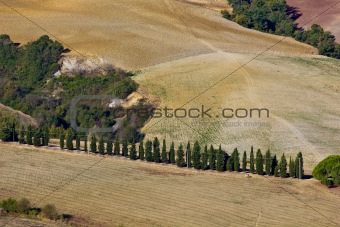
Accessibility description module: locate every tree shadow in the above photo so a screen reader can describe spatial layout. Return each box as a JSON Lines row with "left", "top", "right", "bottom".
{"left": 287, "top": 5, "right": 302, "bottom": 21}
{"left": 302, "top": 174, "right": 313, "bottom": 179}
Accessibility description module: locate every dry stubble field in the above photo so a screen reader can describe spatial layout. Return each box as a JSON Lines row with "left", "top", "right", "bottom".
{"left": 0, "top": 143, "right": 340, "bottom": 226}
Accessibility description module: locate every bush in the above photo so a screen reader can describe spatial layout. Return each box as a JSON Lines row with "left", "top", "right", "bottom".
{"left": 313, "top": 155, "right": 340, "bottom": 186}
{"left": 16, "top": 197, "right": 31, "bottom": 214}
{"left": 1, "top": 198, "right": 17, "bottom": 213}
{"left": 42, "top": 204, "right": 58, "bottom": 220}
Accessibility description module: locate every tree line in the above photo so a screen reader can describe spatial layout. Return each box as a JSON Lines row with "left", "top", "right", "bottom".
{"left": 222, "top": 0, "right": 340, "bottom": 59}
{"left": 0, "top": 125, "right": 305, "bottom": 179}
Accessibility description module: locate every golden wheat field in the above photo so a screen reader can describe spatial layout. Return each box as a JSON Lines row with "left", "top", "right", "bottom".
{"left": 0, "top": 143, "right": 339, "bottom": 226}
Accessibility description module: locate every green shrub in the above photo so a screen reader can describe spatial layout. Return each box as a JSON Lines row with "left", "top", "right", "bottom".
{"left": 313, "top": 155, "right": 340, "bottom": 186}
{"left": 1, "top": 198, "right": 17, "bottom": 213}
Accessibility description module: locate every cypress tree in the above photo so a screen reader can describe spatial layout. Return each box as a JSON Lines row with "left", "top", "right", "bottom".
{"left": 98, "top": 136, "right": 105, "bottom": 155}
{"left": 122, "top": 140, "right": 128, "bottom": 157}
{"left": 216, "top": 145, "right": 225, "bottom": 171}
{"left": 176, "top": 144, "right": 185, "bottom": 167}
{"left": 90, "top": 134, "right": 97, "bottom": 153}
{"left": 250, "top": 146, "right": 255, "bottom": 173}
{"left": 26, "top": 125, "right": 33, "bottom": 145}
{"left": 294, "top": 152, "right": 304, "bottom": 179}
{"left": 59, "top": 128, "right": 65, "bottom": 149}
{"left": 226, "top": 158, "right": 232, "bottom": 171}
{"left": 114, "top": 137, "right": 120, "bottom": 155}
{"left": 107, "top": 139, "right": 113, "bottom": 155}
{"left": 265, "top": 149, "right": 271, "bottom": 175}
{"left": 186, "top": 141, "right": 192, "bottom": 168}
{"left": 153, "top": 137, "right": 161, "bottom": 163}
{"left": 201, "top": 145, "right": 208, "bottom": 170}
{"left": 242, "top": 151, "right": 247, "bottom": 172}
{"left": 279, "top": 153, "right": 287, "bottom": 178}
{"left": 84, "top": 137, "right": 88, "bottom": 152}
{"left": 33, "top": 129, "right": 41, "bottom": 146}
{"left": 145, "top": 140, "right": 153, "bottom": 161}
{"left": 271, "top": 155, "right": 278, "bottom": 175}
{"left": 76, "top": 134, "right": 80, "bottom": 150}
{"left": 130, "top": 141, "right": 137, "bottom": 160}
{"left": 289, "top": 157, "right": 295, "bottom": 178}
{"left": 139, "top": 139, "right": 144, "bottom": 160}
{"left": 19, "top": 125, "right": 25, "bottom": 144}
{"left": 42, "top": 126, "right": 49, "bottom": 146}
{"left": 192, "top": 141, "right": 201, "bottom": 169}
{"left": 233, "top": 148, "right": 240, "bottom": 171}
{"left": 169, "top": 141, "right": 175, "bottom": 164}
{"left": 66, "top": 129, "right": 73, "bottom": 150}
{"left": 274, "top": 165, "right": 279, "bottom": 177}
{"left": 208, "top": 145, "right": 216, "bottom": 170}
{"left": 256, "top": 149, "right": 264, "bottom": 175}
{"left": 161, "top": 139, "right": 167, "bottom": 163}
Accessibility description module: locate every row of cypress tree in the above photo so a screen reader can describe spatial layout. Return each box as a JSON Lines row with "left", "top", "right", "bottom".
{"left": 2, "top": 125, "right": 304, "bottom": 178}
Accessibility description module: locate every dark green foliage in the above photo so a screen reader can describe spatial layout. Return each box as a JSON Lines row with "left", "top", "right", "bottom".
{"left": 139, "top": 139, "right": 144, "bottom": 160}
{"left": 169, "top": 141, "right": 175, "bottom": 164}
{"left": 145, "top": 140, "right": 153, "bottom": 161}
{"left": 233, "top": 148, "right": 240, "bottom": 171}
{"left": 216, "top": 145, "right": 225, "bottom": 172}
{"left": 76, "top": 135, "right": 80, "bottom": 150}
{"left": 255, "top": 149, "right": 264, "bottom": 175}
{"left": 26, "top": 125, "right": 33, "bottom": 145}
{"left": 295, "top": 152, "right": 304, "bottom": 179}
{"left": 42, "top": 204, "right": 58, "bottom": 220}
{"left": 176, "top": 144, "right": 185, "bottom": 167}
{"left": 1, "top": 198, "right": 17, "bottom": 213}
{"left": 201, "top": 145, "right": 209, "bottom": 170}
{"left": 65, "top": 129, "right": 73, "bottom": 150}
{"left": 33, "top": 129, "right": 41, "bottom": 146}
{"left": 19, "top": 125, "right": 25, "bottom": 144}
{"left": 59, "top": 128, "right": 65, "bottom": 149}
{"left": 265, "top": 149, "right": 271, "bottom": 175}
{"left": 0, "top": 122, "right": 15, "bottom": 142}
{"left": 242, "top": 151, "right": 247, "bottom": 172}
{"left": 114, "top": 137, "right": 120, "bottom": 155}
{"left": 98, "top": 136, "right": 105, "bottom": 155}
{"left": 313, "top": 155, "right": 340, "bottom": 186}
{"left": 161, "top": 139, "right": 167, "bottom": 163}
{"left": 90, "top": 134, "right": 97, "bottom": 153}
{"left": 223, "top": 2, "right": 339, "bottom": 59}
{"left": 279, "top": 153, "right": 287, "bottom": 178}
{"left": 129, "top": 141, "right": 137, "bottom": 160}
{"left": 226, "top": 158, "right": 232, "bottom": 172}
{"left": 0, "top": 35, "right": 147, "bottom": 142}
{"left": 16, "top": 198, "right": 30, "bottom": 214}
{"left": 192, "top": 141, "right": 201, "bottom": 169}
{"left": 289, "top": 157, "right": 295, "bottom": 178}
{"left": 250, "top": 146, "right": 255, "bottom": 173}
{"left": 42, "top": 126, "right": 49, "bottom": 146}
{"left": 122, "top": 140, "right": 128, "bottom": 157}
{"left": 208, "top": 145, "right": 216, "bottom": 170}
{"left": 106, "top": 139, "right": 113, "bottom": 155}
{"left": 271, "top": 155, "right": 278, "bottom": 175}
{"left": 153, "top": 137, "right": 161, "bottom": 163}
{"left": 274, "top": 166, "right": 279, "bottom": 177}
{"left": 186, "top": 142, "right": 192, "bottom": 168}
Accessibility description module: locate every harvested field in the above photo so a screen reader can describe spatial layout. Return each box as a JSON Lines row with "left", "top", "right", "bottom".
{"left": 286, "top": 0, "right": 340, "bottom": 41}
{"left": 0, "top": 143, "right": 339, "bottom": 226}
{"left": 0, "top": 0, "right": 316, "bottom": 70}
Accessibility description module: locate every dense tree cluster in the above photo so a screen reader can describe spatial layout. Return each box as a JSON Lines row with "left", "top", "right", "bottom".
{"left": 0, "top": 35, "right": 151, "bottom": 142}
{"left": 222, "top": 0, "right": 340, "bottom": 59}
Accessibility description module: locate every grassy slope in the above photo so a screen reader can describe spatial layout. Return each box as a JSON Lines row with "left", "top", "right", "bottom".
{"left": 0, "top": 143, "right": 339, "bottom": 226}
